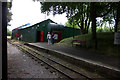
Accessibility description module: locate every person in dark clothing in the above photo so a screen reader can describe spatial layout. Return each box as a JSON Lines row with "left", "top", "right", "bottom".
{"left": 52, "top": 33, "right": 55, "bottom": 44}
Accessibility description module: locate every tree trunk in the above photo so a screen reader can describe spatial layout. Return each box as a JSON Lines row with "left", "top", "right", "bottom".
{"left": 90, "top": 2, "right": 97, "bottom": 49}
{"left": 86, "top": 20, "right": 91, "bottom": 33}
{"left": 115, "top": 2, "right": 120, "bottom": 32}
{"left": 81, "top": 5, "right": 84, "bottom": 31}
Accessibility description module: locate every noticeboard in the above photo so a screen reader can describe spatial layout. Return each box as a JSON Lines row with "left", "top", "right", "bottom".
{"left": 114, "top": 32, "right": 120, "bottom": 44}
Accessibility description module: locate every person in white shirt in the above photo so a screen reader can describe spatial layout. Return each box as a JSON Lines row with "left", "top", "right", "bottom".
{"left": 20, "top": 34, "right": 23, "bottom": 41}
{"left": 47, "top": 32, "right": 51, "bottom": 44}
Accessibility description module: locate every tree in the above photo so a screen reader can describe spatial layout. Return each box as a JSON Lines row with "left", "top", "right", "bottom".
{"left": 64, "top": 20, "right": 80, "bottom": 29}
{"left": 7, "top": 2, "right": 12, "bottom": 26}
{"left": 112, "top": 2, "right": 120, "bottom": 32}
{"left": 90, "top": 2, "right": 114, "bottom": 49}
{"left": 7, "top": 28, "right": 12, "bottom": 36}
{"left": 90, "top": 3, "right": 97, "bottom": 49}
{"left": 40, "top": 2, "right": 116, "bottom": 49}
{"left": 97, "top": 2, "right": 120, "bottom": 32}
{"left": 41, "top": 2, "right": 91, "bottom": 34}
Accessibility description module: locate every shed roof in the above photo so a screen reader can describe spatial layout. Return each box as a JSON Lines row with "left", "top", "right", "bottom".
{"left": 47, "top": 23, "right": 64, "bottom": 32}
{"left": 19, "top": 19, "right": 56, "bottom": 30}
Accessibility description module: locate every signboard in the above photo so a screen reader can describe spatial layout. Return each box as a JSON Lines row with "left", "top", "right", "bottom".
{"left": 114, "top": 32, "right": 120, "bottom": 44}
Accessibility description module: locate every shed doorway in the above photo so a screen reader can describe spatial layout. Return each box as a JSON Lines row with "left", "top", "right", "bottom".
{"left": 37, "top": 31, "right": 40, "bottom": 42}
{"left": 37, "top": 31, "right": 44, "bottom": 42}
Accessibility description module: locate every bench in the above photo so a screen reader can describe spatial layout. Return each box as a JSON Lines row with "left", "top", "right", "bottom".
{"left": 71, "top": 40, "right": 86, "bottom": 47}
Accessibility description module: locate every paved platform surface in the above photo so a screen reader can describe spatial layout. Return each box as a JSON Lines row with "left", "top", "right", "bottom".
{"left": 28, "top": 42, "right": 120, "bottom": 71}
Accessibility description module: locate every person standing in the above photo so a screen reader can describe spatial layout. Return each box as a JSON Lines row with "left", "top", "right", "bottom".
{"left": 20, "top": 34, "right": 23, "bottom": 41}
{"left": 52, "top": 33, "right": 55, "bottom": 44}
{"left": 47, "top": 32, "right": 51, "bottom": 44}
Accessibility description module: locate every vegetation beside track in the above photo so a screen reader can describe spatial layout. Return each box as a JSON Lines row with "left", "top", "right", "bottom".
{"left": 57, "top": 32, "right": 120, "bottom": 57}
{"left": 7, "top": 29, "right": 12, "bottom": 36}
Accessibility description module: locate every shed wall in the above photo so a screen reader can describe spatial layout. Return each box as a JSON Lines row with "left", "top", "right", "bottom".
{"left": 18, "top": 26, "right": 37, "bottom": 42}
{"left": 36, "top": 20, "right": 50, "bottom": 42}
{"left": 12, "top": 20, "right": 81, "bottom": 43}
{"left": 62, "top": 27, "right": 81, "bottom": 39}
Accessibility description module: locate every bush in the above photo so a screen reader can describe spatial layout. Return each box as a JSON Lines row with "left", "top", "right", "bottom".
{"left": 7, "top": 29, "right": 12, "bottom": 36}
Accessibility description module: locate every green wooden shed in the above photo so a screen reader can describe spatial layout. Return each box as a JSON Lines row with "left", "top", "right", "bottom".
{"left": 12, "top": 19, "right": 81, "bottom": 42}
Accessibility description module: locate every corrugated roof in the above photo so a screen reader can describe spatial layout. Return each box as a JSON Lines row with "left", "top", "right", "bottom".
{"left": 13, "top": 19, "right": 56, "bottom": 30}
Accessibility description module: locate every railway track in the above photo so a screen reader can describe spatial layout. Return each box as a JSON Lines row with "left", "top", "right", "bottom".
{"left": 13, "top": 43, "right": 93, "bottom": 80}
{"left": 8, "top": 40, "right": 107, "bottom": 80}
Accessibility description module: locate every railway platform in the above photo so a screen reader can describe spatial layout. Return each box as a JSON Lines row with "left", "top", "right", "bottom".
{"left": 26, "top": 42, "right": 120, "bottom": 79}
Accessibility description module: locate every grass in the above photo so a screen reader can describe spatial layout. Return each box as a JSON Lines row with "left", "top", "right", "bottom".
{"left": 9, "top": 38, "right": 26, "bottom": 45}
{"left": 57, "top": 32, "right": 120, "bottom": 57}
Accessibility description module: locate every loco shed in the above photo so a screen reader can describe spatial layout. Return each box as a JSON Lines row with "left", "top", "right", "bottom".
{"left": 12, "top": 19, "right": 81, "bottom": 43}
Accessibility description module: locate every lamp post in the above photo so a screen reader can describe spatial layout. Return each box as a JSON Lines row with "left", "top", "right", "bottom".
{"left": 73, "top": 18, "right": 74, "bottom": 40}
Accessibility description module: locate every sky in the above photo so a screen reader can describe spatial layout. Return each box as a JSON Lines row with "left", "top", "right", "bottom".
{"left": 7, "top": 0, "right": 68, "bottom": 31}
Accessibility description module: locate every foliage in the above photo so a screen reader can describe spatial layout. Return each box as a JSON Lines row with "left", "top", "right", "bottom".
{"left": 117, "top": 23, "right": 120, "bottom": 32}
{"left": 40, "top": 2, "right": 117, "bottom": 33}
{"left": 113, "top": 2, "right": 120, "bottom": 32}
{"left": 64, "top": 20, "right": 80, "bottom": 29}
{"left": 96, "top": 2, "right": 120, "bottom": 32}
{"left": 7, "top": 2, "right": 12, "bottom": 26}
{"left": 40, "top": 2, "right": 91, "bottom": 34}
{"left": 7, "top": 29, "right": 12, "bottom": 36}
{"left": 96, "top": 26, "right": 114, "bottom": 32}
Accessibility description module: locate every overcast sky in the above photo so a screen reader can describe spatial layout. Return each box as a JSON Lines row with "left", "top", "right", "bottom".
{"left": 7, "top": 0, "right": 68, "bottom": 31}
